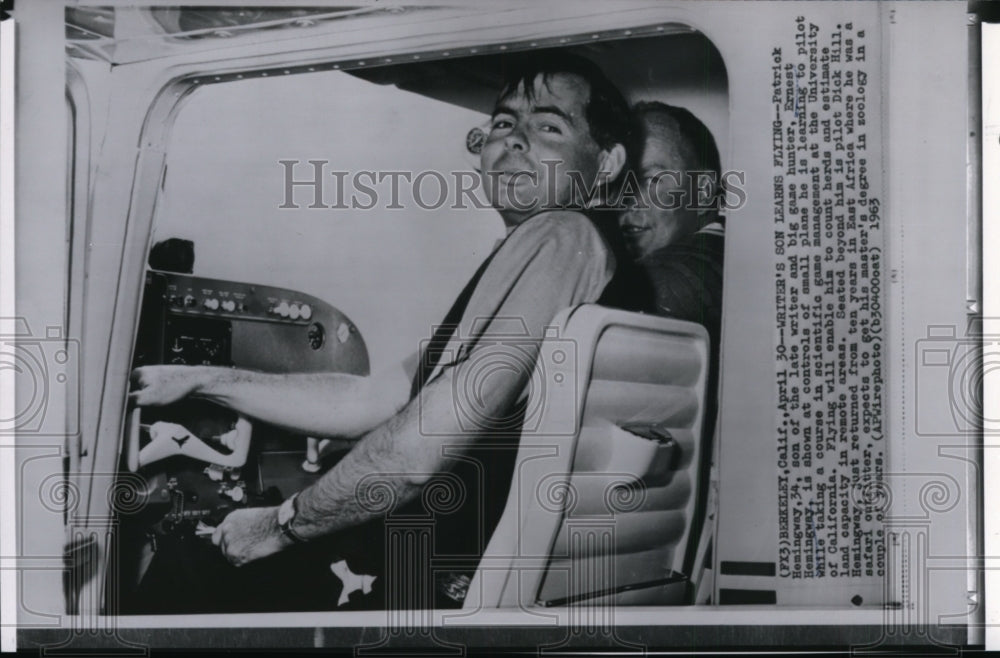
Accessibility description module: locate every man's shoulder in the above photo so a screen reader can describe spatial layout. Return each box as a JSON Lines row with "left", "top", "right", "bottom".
{"left": 631, "top": 226, "right": 725, "bottom": 306}
{"left": 505, "top": 210, "right": 612, "bottom": 262}
{"left": 513, "top": 209, "right": 606, "bottom": 242}
{"left": 641, "top": 227, "right": 725, "bottom": 268}
{"left": 489, "top": 210, "right": 614, "bottom": 288}
{"left": 621, "top": 226, "right": 725, "bottom": 326}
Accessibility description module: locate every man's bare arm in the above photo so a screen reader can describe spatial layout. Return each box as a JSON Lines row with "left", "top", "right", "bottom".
{"left": 211, "top": 349, "right": 528, "bottom": 565}
{"left": 130, "top": 363, "right": 412, "bottom": 439}
{"left": 287, "top": 346, "right": 526, "bottom": 538}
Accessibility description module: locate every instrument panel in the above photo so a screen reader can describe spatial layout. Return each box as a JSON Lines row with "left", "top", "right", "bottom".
{"left": 134, "top": 271, "right": 368, "bottom": 374}
{"left": 116, "top": 271, "right": 370, "bottom": 613}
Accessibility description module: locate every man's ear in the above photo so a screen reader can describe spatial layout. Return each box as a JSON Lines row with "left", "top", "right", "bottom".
{"left": 596, "top": 143, "right": 627, "bottom": 184}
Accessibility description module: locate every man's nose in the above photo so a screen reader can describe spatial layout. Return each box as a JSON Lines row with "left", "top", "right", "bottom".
{"left": 504, "top": 126, "right": 528, "bottom": 151}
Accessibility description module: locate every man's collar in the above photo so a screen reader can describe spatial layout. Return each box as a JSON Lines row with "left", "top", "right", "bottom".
{"left": 696, "top": 220, "right": 725, "bottom": 237}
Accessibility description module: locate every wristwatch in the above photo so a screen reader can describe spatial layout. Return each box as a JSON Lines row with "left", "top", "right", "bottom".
{"left": 277, "top": 492, "right": 307, "bottom": 544}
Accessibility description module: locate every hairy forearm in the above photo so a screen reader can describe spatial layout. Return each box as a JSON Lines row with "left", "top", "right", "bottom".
{"left": 289, "top": 348, "right": 529, "bottom": 539}
{"left": 189, "top": 366, "right": 405, "bottom": 438}
{"left": 292, "top": 396, "right": 442, "bottom": 537}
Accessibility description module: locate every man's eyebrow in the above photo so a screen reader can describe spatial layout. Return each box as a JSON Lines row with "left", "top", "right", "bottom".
{"left": 531, "top": 105, "right": 575, "bottom": 124}
{"left": 491, "top": 104, "right": 518, "bottom": 120}
{"left": 490, "top": 104, "right": 575, "bottom": 124}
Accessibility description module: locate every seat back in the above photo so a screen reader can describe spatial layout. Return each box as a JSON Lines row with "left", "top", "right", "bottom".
{"left": 467, "top": 304, "right": 712, "bottom": 608}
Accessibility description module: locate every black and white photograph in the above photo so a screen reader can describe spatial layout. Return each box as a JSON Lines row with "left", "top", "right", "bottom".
{"left": 0, "top": 0, "right": 990, "bottom": 653}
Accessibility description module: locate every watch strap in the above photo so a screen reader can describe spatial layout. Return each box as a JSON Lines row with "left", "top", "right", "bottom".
{"left": 279, "top": 492, "right": 307, "bottom": 544}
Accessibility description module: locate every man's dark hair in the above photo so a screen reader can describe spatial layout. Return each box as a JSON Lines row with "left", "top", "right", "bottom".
{"left": 496, "top": 51, "right": 631, "bottom": 153}
{"left": 630, "top": 101, "right": 721, "bottom": 181}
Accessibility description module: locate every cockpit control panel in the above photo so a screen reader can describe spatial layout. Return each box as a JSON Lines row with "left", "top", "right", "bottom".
{"left": 115, "top": 271, "right": 370, "bottom": 613}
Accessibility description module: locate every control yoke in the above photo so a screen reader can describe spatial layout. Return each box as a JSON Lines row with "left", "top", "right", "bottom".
{"left": 125, "top": 407, "right": 253, "bottom": 471}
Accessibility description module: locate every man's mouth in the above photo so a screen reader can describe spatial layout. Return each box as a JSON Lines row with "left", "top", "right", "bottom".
{"left": 620, "top": 223, "right": 650, "bottom": 236}
{"left": 491, "top": 154, "right": 535, "bottom": 176}
{"left": 493, "top": 170, "right": 536, "bottom": 189}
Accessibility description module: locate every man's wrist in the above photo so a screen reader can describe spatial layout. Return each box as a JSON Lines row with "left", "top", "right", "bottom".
{"left": 189, "top": 365, "right": 217, "bottom": 396}
{"left": 277, "top": 492, "right": 310, "bottom": 543}
{"left": 272, "top": 506, "right": 298, "bottom": 548}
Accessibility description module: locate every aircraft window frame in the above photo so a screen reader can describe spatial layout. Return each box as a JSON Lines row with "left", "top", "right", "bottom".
{"left": 65, "top": 62, "right": 91, "bottom": 482}
{"left": 94, "top": 17, "right": 734, "bottom": 621}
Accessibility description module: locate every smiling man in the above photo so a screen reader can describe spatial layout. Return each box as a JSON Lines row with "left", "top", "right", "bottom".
{"left": 129, "top": 52, "right": 630, "bottom": 610}
{"left": 613, "top": 101, "right": 725, "bottom": 349}
{"left": 482, "top": 57, "right": 628, "bottom": 227}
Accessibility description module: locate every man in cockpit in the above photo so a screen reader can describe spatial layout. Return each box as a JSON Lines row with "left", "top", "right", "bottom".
{"left": 130, "top": 52, "right": 630, "bottom": 609}
{"left": 603, "top": 100, "right": 725, "bottom": 365}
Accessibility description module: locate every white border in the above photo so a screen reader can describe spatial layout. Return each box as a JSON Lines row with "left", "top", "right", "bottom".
{"left": 0, "top": 2, "right": 969, "bottom": 645}
{"left": 0, "top": 14, "right": 17, "bottom": 656}
{"left": 70, "top": 607, "right": 890, "bottom": 629}
{"left": 982, "top": 20, "right": 1000, "bottom": 653}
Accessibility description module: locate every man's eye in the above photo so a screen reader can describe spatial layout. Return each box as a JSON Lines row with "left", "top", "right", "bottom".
{"left": 540, "top": 124, "right": 563, "bottom": 134}
{"left": 491, "top": 118, "right": 513, "bottom": 131}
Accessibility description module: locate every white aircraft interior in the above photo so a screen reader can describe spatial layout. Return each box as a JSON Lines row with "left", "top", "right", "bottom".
{"left": 62, "top": 5, "right": 731, "bottom": 616}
